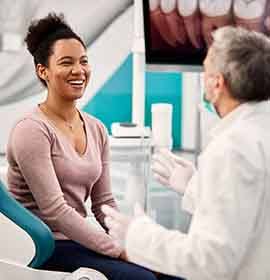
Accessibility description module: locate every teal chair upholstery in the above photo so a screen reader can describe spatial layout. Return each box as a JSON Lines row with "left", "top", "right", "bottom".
{"left": 0, "top": 179, "right": 54, "bottom": 268}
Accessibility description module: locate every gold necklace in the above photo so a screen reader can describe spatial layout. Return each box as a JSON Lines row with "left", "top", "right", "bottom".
{"left": 242, "top": 0, "right": 255, "bottom": 5}
{"left": 41, "top": 104, "right": 80, "bottom": 131}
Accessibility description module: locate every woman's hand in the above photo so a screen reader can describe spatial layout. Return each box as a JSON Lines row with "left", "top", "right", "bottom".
{"left": 119, "top": 250, "right": 129, "bottom": 262}
{"left": 102, "top": 204, "right": 145, "bottom": 254}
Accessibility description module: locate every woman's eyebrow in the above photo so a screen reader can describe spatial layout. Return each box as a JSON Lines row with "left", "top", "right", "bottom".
{"left": 57, "top": 56, "right": 73, "bottom": 62}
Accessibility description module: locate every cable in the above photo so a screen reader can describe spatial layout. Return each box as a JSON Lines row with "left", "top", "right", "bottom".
{"left": 139, "top": 126, "right": 151, "bottom": 213}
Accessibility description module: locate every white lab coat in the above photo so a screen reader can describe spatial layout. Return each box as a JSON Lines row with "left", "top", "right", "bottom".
{"left": 125, "top": 101, "right": 270, "bottom": 280}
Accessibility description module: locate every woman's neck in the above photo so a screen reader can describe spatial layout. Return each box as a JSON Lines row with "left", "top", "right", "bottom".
{"left": 42, "top": 97, "right": 78, "bottom": 123}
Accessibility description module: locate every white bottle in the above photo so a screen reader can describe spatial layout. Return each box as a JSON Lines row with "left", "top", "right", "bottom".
{"left": 151, "top": 103, "right": 173, "bottom": 150}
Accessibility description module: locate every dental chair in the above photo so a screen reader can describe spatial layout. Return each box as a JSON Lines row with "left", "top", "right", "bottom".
{"left": 0, "top": 178, "right": 107, "bottom": 280}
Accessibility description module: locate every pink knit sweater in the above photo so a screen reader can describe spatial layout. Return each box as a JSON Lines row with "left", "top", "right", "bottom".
{"left": 7, "top": 107, "right": 122, "bottom": 258}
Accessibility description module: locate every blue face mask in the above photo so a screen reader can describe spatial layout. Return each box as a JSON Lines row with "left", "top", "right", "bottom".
{"left": 203, "top": 92, "right": 219, "bottom": 117}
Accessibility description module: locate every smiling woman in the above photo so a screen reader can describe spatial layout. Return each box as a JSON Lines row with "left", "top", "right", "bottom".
{"left": 38, "top": 38, "right": 90, "bottom": 106}
{"left": 5, "top": 13, "right": 167, "bottom": 280}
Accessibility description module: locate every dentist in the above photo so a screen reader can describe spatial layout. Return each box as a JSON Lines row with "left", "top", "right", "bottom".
{"left": 103, "top": 26, "right": 270, "bottom": 279}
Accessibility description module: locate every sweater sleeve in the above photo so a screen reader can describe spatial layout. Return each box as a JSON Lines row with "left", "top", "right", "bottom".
{"left": 90, "top": 127, "right": 118, "bottom": 230}
{"left": 10, "top": 119, "right": 122, "bottom": 258}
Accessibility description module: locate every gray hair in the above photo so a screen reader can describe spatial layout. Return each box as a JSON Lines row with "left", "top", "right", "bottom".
{"left": 209, "top": 26, "right": 270, "bottom": 102}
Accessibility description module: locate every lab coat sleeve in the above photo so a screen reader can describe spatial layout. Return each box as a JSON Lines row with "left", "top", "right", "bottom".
{"left": 181, "top": 172, "right": 198, "bottom": 214}
{"left": 125, "top": 136, "right": 265, "bottom": 279}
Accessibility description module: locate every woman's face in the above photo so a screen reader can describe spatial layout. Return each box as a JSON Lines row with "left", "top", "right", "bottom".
{"left": 45, "top": 38, "right": 90, "bottom": 101}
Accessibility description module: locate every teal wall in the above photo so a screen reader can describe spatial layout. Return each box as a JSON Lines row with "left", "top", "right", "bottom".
{"left": 83, "top": 54, "right": 182, "bottom": 148}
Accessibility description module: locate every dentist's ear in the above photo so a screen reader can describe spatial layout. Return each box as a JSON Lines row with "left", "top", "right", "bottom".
{"left": 212, "top": 73, "right": 225, "bottom": 100}
{"left": 217, "top": 72, "right": 225, "bottom": 87}
{"left": 209, "top": 72, "right": 224, "bottom": 89}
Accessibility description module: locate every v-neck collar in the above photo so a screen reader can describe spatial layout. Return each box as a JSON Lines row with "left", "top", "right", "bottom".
{"left": 36, "top": 105, "right": 89, "bottom": 158}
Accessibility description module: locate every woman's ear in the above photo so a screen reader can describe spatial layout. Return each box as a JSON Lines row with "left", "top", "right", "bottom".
{"left": 36, "top": 63, "right": 49, "bottom": 82}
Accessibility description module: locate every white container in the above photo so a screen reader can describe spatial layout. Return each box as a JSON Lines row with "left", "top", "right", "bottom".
{"left": 151, "top": 103, "right": 173, "bottom": 149}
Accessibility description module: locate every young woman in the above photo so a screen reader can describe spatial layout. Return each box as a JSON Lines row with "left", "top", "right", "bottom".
{"left": 7, "top": 13, "right": 181, "bottom": 280}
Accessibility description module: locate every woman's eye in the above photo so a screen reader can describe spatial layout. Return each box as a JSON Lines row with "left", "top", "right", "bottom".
{"left": 61, "top": 61, "right": 72, "bottom": 66}
{"left": 81, "top": 60, "right": 88, "bottom": 65}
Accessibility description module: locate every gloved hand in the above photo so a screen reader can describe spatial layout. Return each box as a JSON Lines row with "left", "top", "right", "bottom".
{"left": 102, "top": 203, "right": 145, "bottom": 250}
{"left": 151, "top": 149, "right": 195, "bottom": 194}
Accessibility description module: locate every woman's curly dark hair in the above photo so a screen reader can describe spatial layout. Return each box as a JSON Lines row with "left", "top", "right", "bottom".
{"left": 25, "top": 13, "right": 85, "bottom": 86}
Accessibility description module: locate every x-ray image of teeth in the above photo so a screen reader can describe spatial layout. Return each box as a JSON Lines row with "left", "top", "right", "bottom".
{"left": 178, "top": 0, "right": 203, "bottom": 49}
{"left": 265, "top": 0, "right": 270, "bottom": 32}
{"left": 161, "top": 0, "right": 188, "bottom": 45}
{"left": 148, "top": 0, "right": 269, "bottom": 50}
{"left": 234, "top": 0, "right": 267, "bottom": 31}
{"left": 150, "top": 0, "right": 179, "bottom": 47}
{"left": 200, "top": 0, "right": 233, "bottom": 46}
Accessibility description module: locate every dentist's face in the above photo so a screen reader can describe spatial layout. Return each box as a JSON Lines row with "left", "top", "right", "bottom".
{"left": 202, "top": 48, "right": 226, "bottom": 117}
{"left": 203, "top": 49, "right": 219, "bottom": 103}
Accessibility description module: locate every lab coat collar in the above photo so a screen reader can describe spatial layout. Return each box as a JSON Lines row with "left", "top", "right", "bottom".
{"left": 209, "top": 100, "right": 270, "bottom": 140}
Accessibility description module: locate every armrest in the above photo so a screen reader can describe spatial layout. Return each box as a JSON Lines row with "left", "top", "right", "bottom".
{"left": 0, "top": 261, "right": 69, "bottom": 280}
{"left": 0, "top": 261, "right": 108, "bottom": 280}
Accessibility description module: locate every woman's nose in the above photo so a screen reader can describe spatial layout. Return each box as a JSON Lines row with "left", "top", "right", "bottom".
{"left": 71, "top": 63, "right": 84, "bottom": 74}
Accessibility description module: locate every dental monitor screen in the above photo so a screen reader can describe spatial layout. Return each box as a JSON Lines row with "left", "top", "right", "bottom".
{"left": 143, "top": 0, "right": 270, "bottom": 72}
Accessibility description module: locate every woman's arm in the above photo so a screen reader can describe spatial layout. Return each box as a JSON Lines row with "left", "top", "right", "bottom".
{"left": 10, "top": 119, "right": 122, "bottom": 258}
{"left": 90, "top": 131, "right": 118, "bottom": 231}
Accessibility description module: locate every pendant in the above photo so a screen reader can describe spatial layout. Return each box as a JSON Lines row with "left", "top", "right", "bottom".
{"left": 67, "top": 123, "right": 73, "bottom": 130}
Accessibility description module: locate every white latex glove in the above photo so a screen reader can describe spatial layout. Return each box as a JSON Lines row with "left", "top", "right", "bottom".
{"left": 151, "top": 149, "right": 195, "bottom": 194}
{"left": 102, "top": 203, "right": 145, "bottom": 248}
